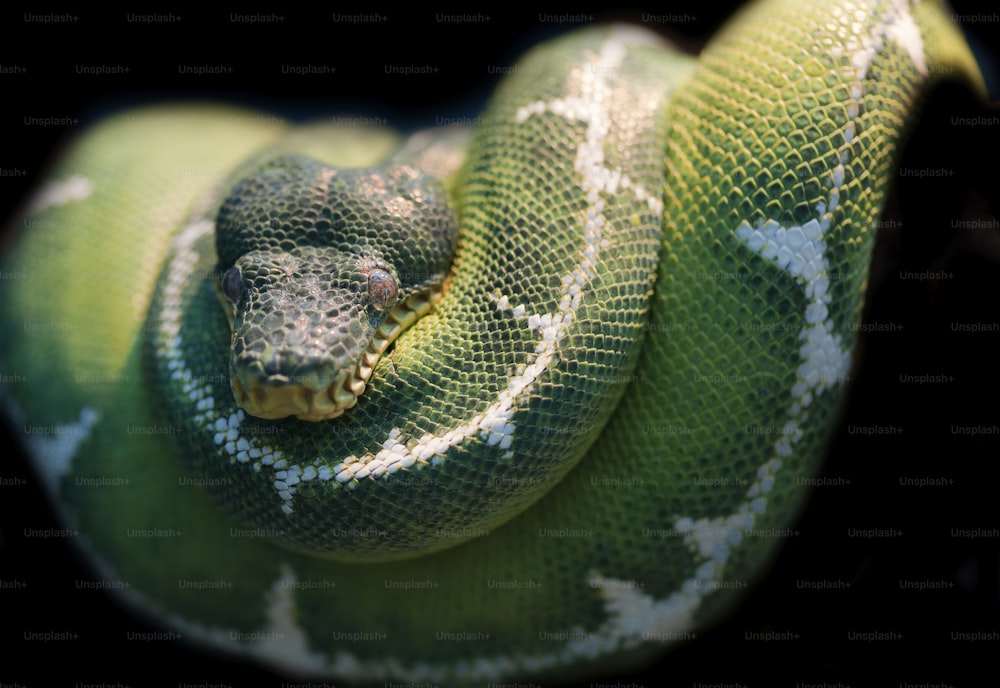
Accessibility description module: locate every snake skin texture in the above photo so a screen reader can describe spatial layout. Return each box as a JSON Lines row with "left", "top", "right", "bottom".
{"left": 0, "top": 0, "right": 989, "bottom": 685}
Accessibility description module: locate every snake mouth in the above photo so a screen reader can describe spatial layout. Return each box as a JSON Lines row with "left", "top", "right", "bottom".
{"left": 231, "top": 289, "right": 442, "bottom": 422}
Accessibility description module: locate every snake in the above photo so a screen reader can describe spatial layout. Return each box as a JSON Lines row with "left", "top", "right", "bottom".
{"left": 0, "top": 0, "right": 987, "bottom": 684}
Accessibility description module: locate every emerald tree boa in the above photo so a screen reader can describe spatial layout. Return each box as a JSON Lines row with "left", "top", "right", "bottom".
{"left": 1, "top": 1, "right": 997, "bottom": 685}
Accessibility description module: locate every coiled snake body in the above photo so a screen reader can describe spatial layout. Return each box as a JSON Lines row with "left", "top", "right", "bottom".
{"left": 0, "top": 0, "right": 985, "bottom": 684}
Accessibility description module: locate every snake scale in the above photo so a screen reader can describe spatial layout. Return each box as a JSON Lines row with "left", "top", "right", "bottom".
{"left": 1, "top": 0, "right": 992, "bottom": 685}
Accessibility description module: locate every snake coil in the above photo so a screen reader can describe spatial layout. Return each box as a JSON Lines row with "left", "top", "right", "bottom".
{"left": 0, "top": 0, "right": 987, "bottom": 685}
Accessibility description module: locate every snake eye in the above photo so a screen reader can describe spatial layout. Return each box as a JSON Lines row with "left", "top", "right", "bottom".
{"left": 221, "top": 266, "right": 245, "bottom": 304}
{"left": 367, "top": 269, "right": 398, "bottom": 311}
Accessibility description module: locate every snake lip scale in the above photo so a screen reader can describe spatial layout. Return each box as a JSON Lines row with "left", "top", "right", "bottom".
{"left": 0, "top": 0, "right": 993, "bottom": 685}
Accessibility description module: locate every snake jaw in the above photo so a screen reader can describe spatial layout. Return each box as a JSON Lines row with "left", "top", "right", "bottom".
{"left": 230, "top": 289, "right": 443, "bottom": 422}
{"left": 230, "top": 369, "right": 358, "bottom": 421}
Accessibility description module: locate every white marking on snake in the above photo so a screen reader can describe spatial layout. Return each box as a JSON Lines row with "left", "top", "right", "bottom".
{"left": 248, "top": 565, "right": 329, "bottom": 672}
{"left": 158, "top": 564, "right": 328, "bottom": 676}
{"left": 328, "top": 28, "right": 664, "bottom": 485}
{"left": 623, "top": 7, "right": 929, "bottom": 637}
{"left": 265, "top": 459, "right": 790, "bottom": 683}
{"left": 26, "top": 175, "right": 94, "bottom": 216}
{"left": 157, "top": 217, "right": 294, "bottom": 510}
{"left": 548, "top": 456, "right": 784, "bottom": 658}
{"left": 594, "top": 5, "right": 931, "bottom": 650}
{"left": 732, "top": 1, "right": 923, "bottom": 459}
{"left": 828, "top": 0, "right": 927, "bottom": 77}
{"left": 21, "top": 406, "right": 101, "bottom": 494}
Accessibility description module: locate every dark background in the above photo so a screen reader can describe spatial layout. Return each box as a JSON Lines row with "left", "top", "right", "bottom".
{"left": 2, "top": 2, "right": 999, "bottom": 687}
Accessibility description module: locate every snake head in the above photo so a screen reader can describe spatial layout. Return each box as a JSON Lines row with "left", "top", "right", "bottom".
{"left": 214, "top": 154, "right": 457, "bottom": 421}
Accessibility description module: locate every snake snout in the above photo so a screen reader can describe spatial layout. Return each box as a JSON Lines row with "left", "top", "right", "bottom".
{"left": 231, "top": 364, "right": 365, "bottom": 422}
{"left": 229, "top": 304, "right": 375, "bottom": 421}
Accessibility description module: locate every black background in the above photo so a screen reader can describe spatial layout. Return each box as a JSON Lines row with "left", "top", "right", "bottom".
{"left": 2, "top": 2, "right": 999, "bottom": 687}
